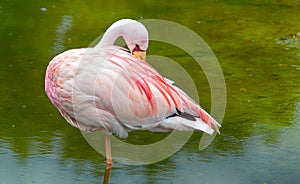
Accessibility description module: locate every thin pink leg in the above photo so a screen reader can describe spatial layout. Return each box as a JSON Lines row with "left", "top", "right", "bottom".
{"left": 103, "top": 134, "right": 112, "bottom": 184}
{"left": 105, "top": 134, "right": 112, "bottom": 169}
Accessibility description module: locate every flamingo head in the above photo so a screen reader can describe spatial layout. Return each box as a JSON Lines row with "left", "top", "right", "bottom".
{"left": 97, "top": 19, "right": 149, "bottom": 61}
{"left": 132, "top": 44, "right": 147, "bottom": 61}
{"left": 120, "top": 19, "right": 148, "bottom": 61}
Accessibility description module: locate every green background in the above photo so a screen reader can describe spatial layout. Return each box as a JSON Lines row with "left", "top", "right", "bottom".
{"left": 0, "top": 0, "right": 299, "bottom": 183}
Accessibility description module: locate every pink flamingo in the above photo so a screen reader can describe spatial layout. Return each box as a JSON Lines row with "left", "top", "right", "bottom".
{"left": 45, "top": 19, "right": 220, "bottom": 171}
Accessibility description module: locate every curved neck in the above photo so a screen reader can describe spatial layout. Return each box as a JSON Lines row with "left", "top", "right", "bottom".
{"left": 94, "top": 19, "right": 148, "bottom": 51}
{"left": 95, "top": 27, "right": 121, "bottom": 48}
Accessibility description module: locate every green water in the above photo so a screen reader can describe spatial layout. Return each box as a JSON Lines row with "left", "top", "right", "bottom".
{"left": 1, "top": 0, "right": 300, "bottom": 183}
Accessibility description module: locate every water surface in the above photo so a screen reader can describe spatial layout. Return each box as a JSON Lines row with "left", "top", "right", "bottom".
{"left": 0, "top": 0, "right": 299, "bottom": 183}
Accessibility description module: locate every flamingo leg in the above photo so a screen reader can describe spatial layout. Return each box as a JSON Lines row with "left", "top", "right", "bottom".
{"left": 105, "top": 134, "right": 112, "bottom": 169}
{"left": 103, "top": 167, "right": 111, "bottom": 184}
{"left": 103, "top": 134, "right": 112, "bottom": 184}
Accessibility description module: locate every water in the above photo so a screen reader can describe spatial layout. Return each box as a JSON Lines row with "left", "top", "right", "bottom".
{"left": 1, "top": 0, "right": 300, "bottom": 183}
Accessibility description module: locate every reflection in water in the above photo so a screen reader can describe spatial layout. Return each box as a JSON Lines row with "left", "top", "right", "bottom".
{"left": 0, "top": 132, "right": 103, "bottom": 184}
{"left": 52, "top": 15, "right": 73, "bottom": 54}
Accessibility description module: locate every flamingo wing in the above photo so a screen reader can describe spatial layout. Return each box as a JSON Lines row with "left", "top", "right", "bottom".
{"left": 45, "top": 46, "right": 220, "bottom": 138}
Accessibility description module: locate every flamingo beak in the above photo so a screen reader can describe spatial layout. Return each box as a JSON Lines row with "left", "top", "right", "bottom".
{"left": 133, "top": 51, "right": 146, "bottom": 61}
{"left": 132, "top": 44, "right": 146, "bottom": 61}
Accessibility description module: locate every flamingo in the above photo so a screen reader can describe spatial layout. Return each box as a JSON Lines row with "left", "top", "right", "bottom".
{"left": 45, "top": 19, "right": 220, "bottom": 171}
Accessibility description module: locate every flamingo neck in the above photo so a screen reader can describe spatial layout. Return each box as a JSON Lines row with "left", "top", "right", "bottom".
{"left": 95, "top": 19, "right": 137, "bottom": 48}
{"left": 94, "top": 19, "right": 148, "bottom": 51}
{"left": 96, "top": 27, "right": 121, "bottom": 48}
